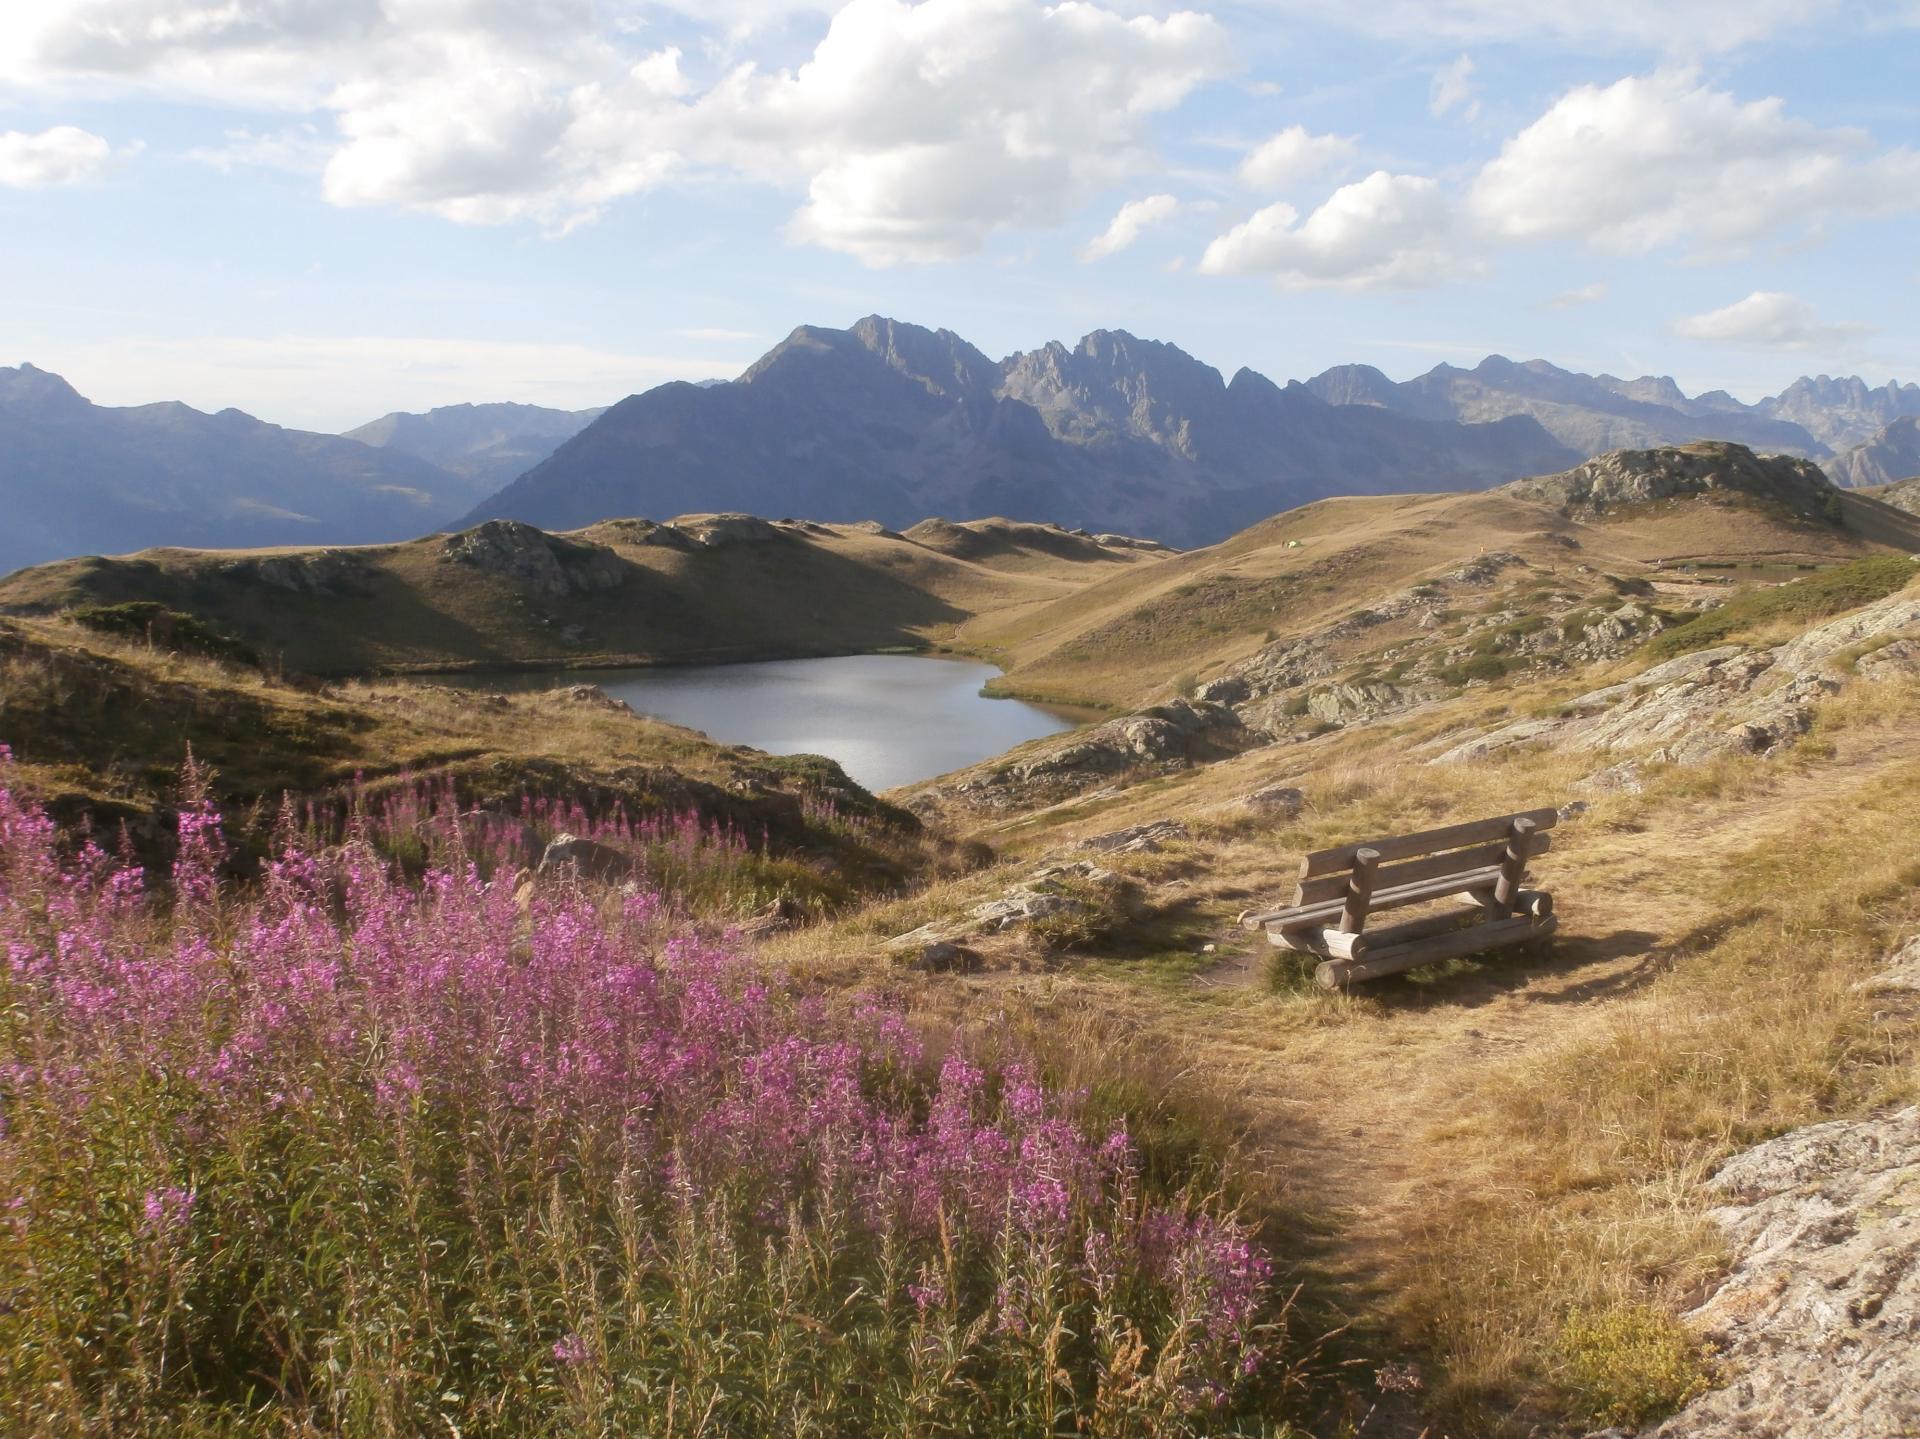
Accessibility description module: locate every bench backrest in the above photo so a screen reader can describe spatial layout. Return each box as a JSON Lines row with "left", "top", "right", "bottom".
{"left": 1290, "top": 807, "right": 1557, "bottom": 908}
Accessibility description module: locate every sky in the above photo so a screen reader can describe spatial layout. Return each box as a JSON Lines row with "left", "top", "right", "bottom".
{"left": 2, "top": 0, "right": 1918, "bottom": 432}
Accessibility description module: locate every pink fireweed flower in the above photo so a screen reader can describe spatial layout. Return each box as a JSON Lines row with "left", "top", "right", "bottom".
{"left": 551, "top": 1333, "right": 590, "bottom": 1365}
{"left": 143, "top": 1185, "right": 196, "bottom": 1236}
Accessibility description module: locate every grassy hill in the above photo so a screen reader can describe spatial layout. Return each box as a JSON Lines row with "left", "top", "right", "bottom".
{"left": 0, "top": 513, "right": 1167, "bottom": 678}
{"left": 968, "top": 446, "right": 1920, "bottom": 711}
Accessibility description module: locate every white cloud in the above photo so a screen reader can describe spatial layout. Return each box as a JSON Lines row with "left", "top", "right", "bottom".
{"left": 674, "top": 326, "right": 763, "bottom": 342}
{"left": 1237, "top": 124, "right": 1354, "bottom": 191}
{"left": 1080, "top": 193, "right": 1180, "bottom": 261}
{"left": 0, "top": 125, "right": 118, "bottom": 187}
{"left": 1469, "top": 70, "right": 1920, "bottom": 257}
{"left": 1671, "top": 290, "right": 1873, "bottom": 350}
{"left": 1542, "top": 282, "right": 1608, "bottom": 309}
{"left": 1428, "top": 54, "right": 1477, "bottom": 119}
{"left": 41, "top": 334, "right": 749, "bottom": 432}
{"left": 0, "top": 0, "right": 1229, "bottom": 264}
{"left": 1229, "top": 1, "right": 1896, "bottom": 53}
{"left": 1198, "top": 171, "right": 1467, "bottom": 290}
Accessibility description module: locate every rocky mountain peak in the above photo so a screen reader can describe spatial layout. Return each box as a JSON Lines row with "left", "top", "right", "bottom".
{"left": 1301, "top": 363, "right": 1403, "bottom": 409}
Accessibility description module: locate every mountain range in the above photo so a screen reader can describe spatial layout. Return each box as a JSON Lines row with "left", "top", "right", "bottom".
{"left": 6, "top": 323, "right": 1919, "bottom": 574}
{"left": 0, "top": 364, "right": 495, "bottom": 578}
{"left": 345, "top": 401, "right": 603, "bottom": 489}
{"left": 469, "top": 318, "right": 1584, "bottom": 547}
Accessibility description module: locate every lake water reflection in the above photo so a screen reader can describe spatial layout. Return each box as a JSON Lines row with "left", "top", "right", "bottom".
{"left": 465, "top": 653, "right": 1087, "bottom": 793}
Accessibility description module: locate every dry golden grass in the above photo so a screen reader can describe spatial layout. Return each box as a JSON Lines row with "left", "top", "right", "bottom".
{"left": 805, "top": 647, "right": 1920, "bottom": 1434}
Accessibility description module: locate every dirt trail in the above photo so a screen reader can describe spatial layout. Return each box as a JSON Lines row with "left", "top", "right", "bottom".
{"left": 1105, "top": 732, "right": 1920, "bottom": 1434}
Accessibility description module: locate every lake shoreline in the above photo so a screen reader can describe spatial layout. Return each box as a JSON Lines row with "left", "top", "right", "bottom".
{"left": 413, "top": 653, "right": 1101, "bottom": 793}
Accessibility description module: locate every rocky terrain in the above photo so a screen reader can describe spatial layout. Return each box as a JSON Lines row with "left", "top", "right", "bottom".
{"left": 1601, "top": 1089, "right": 1920, "bottom": 1439}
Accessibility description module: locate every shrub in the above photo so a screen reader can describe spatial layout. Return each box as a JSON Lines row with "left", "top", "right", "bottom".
{"left": 1558, "top": 1303, "right": 1712, "bottom": 1427}
{"left": 0, "top": 756, "right": 1280, "bottom": 1437}
{"left": 70, "top": 601, "right": 259, "bottom": 668}
{"left": 1643, "top": 555, "right": 1920, "bottom": 661}
{"left": 1439, "top": 654, "right": 1514, "bottom": 686}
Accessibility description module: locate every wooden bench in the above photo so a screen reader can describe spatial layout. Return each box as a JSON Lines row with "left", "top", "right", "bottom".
{"left": 1239, "top": 809, "right": 1558, "bottom": 988}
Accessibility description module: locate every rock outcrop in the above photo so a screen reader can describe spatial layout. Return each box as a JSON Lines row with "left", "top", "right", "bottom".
{"left": 668, "top": 513, "right": 783, "bottom": 547}
{"left": 1435, "top": 588, "right": 1920, "bottom": 767}
{"left": 1609, "top": 1103, "right": 1920, "bottom": 1439}
{"left": 440, "top": 520, "right": 627, "bottom": 597}
{"left": 911, "top": 700, "right": 1258, "bottom": 816}
{"left": 1503, "top": 442, "right": 1838, "bottom": 522}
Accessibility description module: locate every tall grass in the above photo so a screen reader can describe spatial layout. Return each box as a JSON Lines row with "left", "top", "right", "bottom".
{"left": 0, "top": 752, "right": 1286, "bottom": 1437}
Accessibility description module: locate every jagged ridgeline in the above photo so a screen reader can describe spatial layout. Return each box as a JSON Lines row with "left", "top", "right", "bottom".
{"left": 8, "top": 327, "right": 1918, "bottom": 574}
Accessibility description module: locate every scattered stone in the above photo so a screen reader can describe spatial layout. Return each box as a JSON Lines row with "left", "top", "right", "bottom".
{"left": 909, "top": 941, "right": 979, "bottom": 974}
{"left": 562, "top": 683, "right": 633, "bottom": 714}
{"left": 1556, "top": 800, "right": 1590, "bottom": 821}
{"left": 1575, "top": 760, "right": 1646, "bottom": 796}
{"left": 1242, "top": 784, "right": 1306, "bottom": 819}
{"left": 735, "top": 896, "right": 802, "bottom": 939}
{"left": 537, "top": 833, "right": 636, "bottom": 884}
{"left": 1080, "top": 820, "right": 1189, "bottom": 854}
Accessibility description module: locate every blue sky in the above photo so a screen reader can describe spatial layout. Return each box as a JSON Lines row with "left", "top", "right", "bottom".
{"left": 2, "top": 0, "right": 1917, "bottom": 431}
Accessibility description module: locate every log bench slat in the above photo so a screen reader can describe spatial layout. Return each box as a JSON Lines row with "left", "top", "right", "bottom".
{"left": 1297, "top": 807, "right": 1558, "bottom": 877}
{"left": 1292, "top": 833, "right": 1552, "bottom": 906}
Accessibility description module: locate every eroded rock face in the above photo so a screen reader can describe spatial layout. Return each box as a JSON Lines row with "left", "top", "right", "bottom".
{"left": 441, "top": 520, "right": 627, "bottom": 597}
{"left": 913, "top": 699, "right": 1258, "bottom": 816}
{"left": 1613, "top": 1104, "right": 1920, "bottom": 1439}
{"left": 1435, "top": 590, "right": 1920, "bottom": 768}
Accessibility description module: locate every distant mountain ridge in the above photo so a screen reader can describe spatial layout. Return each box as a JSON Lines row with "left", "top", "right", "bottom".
{"left": 466, "top": 316, "right": 1585, "bottom": 547}
{"left": 1829, "top": 417, "right": 1920, "bottom": 489}
{"left": 0, "top": 364, "right": 489, "bottom": 576}
{"left": 1303, "top": 356, "right": 1828, "bottom": 458}
{"left": 10, "top": 331, "right": 1919, "bottom": 574}
{"left": 345, "top": 401, "right": 603, "bottom": 490}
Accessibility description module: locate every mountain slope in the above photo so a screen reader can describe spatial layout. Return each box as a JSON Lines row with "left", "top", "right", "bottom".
{"left": 1829, "top": 416, "right": 1920, "bottom": 488}
{"left": 0, "top": 365, "right": 478, "bottom": 576}
{"left": 464, "top": 317, "right": 1580, "bottom": 547}
{"left": 1306, "top": 355, "right": 1828, "bottom": 458}
{"left": 345, "top": 401, "right": 604, "bottom": 490}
